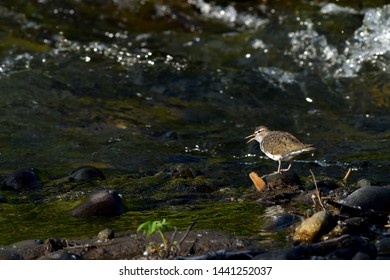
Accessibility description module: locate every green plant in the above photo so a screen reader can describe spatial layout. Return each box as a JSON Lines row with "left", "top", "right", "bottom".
{"left": 137, "top": 219, "right": 172, "bottom": 250}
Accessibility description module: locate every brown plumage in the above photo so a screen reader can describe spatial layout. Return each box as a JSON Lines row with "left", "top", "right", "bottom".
{"left": 246, "top": 126, "right": 315, "bottom": 174}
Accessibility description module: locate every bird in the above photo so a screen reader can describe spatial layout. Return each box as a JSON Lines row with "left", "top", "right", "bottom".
{"left": 246, "top": 126, "right": 315, "bottom": 174}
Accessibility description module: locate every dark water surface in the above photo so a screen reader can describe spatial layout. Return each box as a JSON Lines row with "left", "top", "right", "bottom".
{"left": 0, "top": 0, "right": 389, "bottom": 245}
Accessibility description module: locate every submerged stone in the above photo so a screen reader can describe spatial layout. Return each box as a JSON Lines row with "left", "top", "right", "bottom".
{"left": 69, "top": 190, "right": 124, "bottom": 217}
{"left": 3, "top": 168, "right": 40, "bottom": 191}
{"left": 69, "top": 166, "right": 106, "bottom": 181}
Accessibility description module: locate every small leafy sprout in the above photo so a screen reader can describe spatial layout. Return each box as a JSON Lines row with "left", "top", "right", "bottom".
{"left": 137, "top": 219, "right": 172, "bottom": 250}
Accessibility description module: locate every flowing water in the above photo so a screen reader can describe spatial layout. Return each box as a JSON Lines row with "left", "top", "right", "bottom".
{"left": 0, "top": 0, "right": 389, "bottom": 246}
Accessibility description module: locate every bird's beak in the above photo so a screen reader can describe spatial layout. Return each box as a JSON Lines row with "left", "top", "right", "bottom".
{"left": 245, "top": 134, "right": 256, "bottom": 144}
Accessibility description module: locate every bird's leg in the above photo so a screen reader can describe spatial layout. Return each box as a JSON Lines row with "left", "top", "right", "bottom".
{"left": 263, "top": 160, "right": 282, "bottom": 177}
{"left": 261, "top": 160, "right": 286, "bottom": 178}
{"left": 280, "top": 163, "right": 292, "bottom": 172}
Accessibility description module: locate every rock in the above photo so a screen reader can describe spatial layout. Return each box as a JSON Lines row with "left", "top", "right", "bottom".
{"left": 98, "top": 228, "right": 115, "bottom": 240}
{"left": 178, "top": 250, "right": 262, "bottom": 260}
{"left": 308, "top": 179, "right": 340, "bottom": 191}
{"left": 322, "top": 238, "right": 377, "bottom": 260}
{"left": 375, "top": 238, "right": 390, "bottom": 256}
{"left": 69, "top": 190, "right": 124, "bottom": 217}
{"left": 170, "top": 164, "right": 194, "bottom": 179}
{"left": 0, "top": 250, "right": 22, "bottom": 260}
{"left": 254, "top": 234, "right": 376, "bottom": 260}
{"left": 0, "top": 196, "right": 7, "bottom": 203}
{"left": 293, "top": 210, "right": 336, "bottom": 243}
{"left": 69, "top": 166, "right": 106, "bottom": 181}
{"left": 263, "top": 171, "right": 301, "bottom": 189}
{"left": 3, "top": 168, "right": 40, "bottom": 191}
{"left": 339, "top": 186, "right": 390, "bottom": 212}
{"left": 40, "top": 251, "right": 81, "bottom": 260}
{"left": 263, "top": 213, "right": 303, "bottom": 231}
{"left": 357, "top": 179, "right": 371, "bottom": 188}
{"left": 326, "top": 217, "right": 369, "bottom": 238}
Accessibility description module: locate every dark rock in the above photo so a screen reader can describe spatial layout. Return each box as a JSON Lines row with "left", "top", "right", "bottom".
{"left": 3, "top": 168, "right": 40, "bottom": 191}
{"left": 326, "top": 217, "right": 369, "bottom": 238}
{"left": 69, "top": 166, "right": 106, "bottom": 181}
{"left": 263, "top": 213, "right": 303, "bottom": 231}
{"left": 263, "top": 171, "right": 301, "bottom": 189}
{"left": 253, "top": 246, "right": 307, "bottom": 260}
{"left": 339, "top": 185, "right": 390, "bottom": 212}
{"left": 0, "top": 196, "right": 6, "bottom": 203}
{"left": 44, "top": 238, "right": 68, "bottom": 252}
{"left": 3, "top": 239, "right": 45, "bottom": 259}
{"left": 170, "top": 163, "right": 194, "bottom": 179}
{"left": 323, "top": 239, "right": 377, "bottom": 260}
{"left": 254, "top": 235, "right": 376, "bottom": 260}
{"left": 375, "top": 238, "right": 390, "bottom": 256}
{"left": 39, "top": 251, "right": 81, "bottom": 260}
{"left": 0, "top": 250, "right": 22, "bottom": 260}
{"left": 178, "top": 250, "right": 263, "bottom": 260}
{"left": 69, "top": 190, "right": 124, "bottom": 217}
{"left": 293, "top": 211, "right": 337, "bottom": 243}
{"left": 307, "top": 179, "right": 340, "bottom": 191}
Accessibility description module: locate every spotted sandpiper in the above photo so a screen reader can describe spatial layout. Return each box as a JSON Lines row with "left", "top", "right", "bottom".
{"left": 246, "top": 126, "right": 315, "bottom": 174}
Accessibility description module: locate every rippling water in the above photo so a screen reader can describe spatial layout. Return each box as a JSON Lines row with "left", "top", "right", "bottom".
{"left": 0, "top": 0, "right": 389, "bottom": 245}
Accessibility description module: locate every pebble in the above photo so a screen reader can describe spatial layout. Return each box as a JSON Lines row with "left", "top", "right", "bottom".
{"left": 293, "top": 210, "right": 336, "bottom": 243}
{"left": 69, "top": 190, "right": 124, "bottom": 217}
{"left": 98, "top": 228, "right": 115, "bottom": 241}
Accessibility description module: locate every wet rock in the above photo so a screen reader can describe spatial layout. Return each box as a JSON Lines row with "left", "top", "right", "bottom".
{"left": 308, "top": 179, "right": 340, "bottom": 191}
{"left": 170, "top": 164, "right": 194, "bottom": 179}
{"left": 40, "top": 251, "right": 81, "bottom": 260}
{"left": 69, "top": 190, "right": 124, "bottom": 217}
{"left": 263, "top": 213, "right": 303, "bottom": 231}
{"left": 254, "top": 234, "right": 376, "bottom": 260}
{"left": 357, "top": 179, "right": 371, "bottom": 188}
{"left": 161, "top": 176, "right": 218, "bottom": 194}
{"left": 262, "top": 206, "right": 303, "bottom": 231}
{"left": 322, "top": 238, "right": 377, "bottom": 260}
{"left": 0, "top": 250, "right": 22, "bottom": 260}
{"left": 2, "top": 168, "right": 40, "bottom": 191}
{"left": 44, "top": 238, "right": 68, "bottom": 252}
{"left": 293, "top": 210, "right": 336, "bottom": 243}
{"left": 375, "top": 238, "right": 390, "bottom": 256}
{"left": 326, "top": 217, "right": 369, "bottom": 238}
{"left": 178, "top": 250, "right": 263, "bottom": 260}
{"left": 0, "top": 196, "right": 6, "bottom": 203}
{"left": 98, "top": 228, "right": 115, "bottom": 241}
{"left": 3, "top": 239, "right": 45, "bottom": 259}
{"left": 339, "top": 185, "right": 390, "bottom": 212}
{"left": 69, "top": 165, "right": 106, "bottom": 181}
{"left": 263, "top": 171, "right": 301, "bottom": 189}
